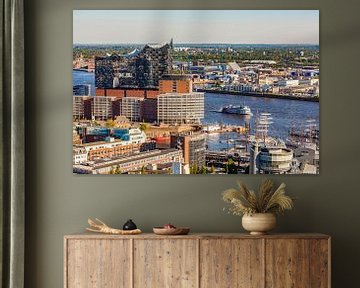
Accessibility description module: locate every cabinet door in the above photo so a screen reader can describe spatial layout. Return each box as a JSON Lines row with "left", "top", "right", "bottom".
{"left": 200, "top": 239, "right": 264, "bottom": 288}
{"left": 309, "top": 239, "right": 330, "bottom": 288}
{"left": 265, "top": 239, "right": 310, "bottom": 288}
{"left": 134, "top": 239, "right": 198, "bottom": 288}
{"left": 66, "top": 239, "right": 131, "bottom": 288}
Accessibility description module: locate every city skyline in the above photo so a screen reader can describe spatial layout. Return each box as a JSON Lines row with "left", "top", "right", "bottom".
{"left": 73, "top": 10, "right": 319, "bottom": 175}
{"left": 73, "top": 10, "right": 319, "bottom": 45}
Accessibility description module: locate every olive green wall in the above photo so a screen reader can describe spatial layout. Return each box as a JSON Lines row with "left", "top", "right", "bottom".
{"left": 24, "top": 0, "right": 360, "bottom": 287}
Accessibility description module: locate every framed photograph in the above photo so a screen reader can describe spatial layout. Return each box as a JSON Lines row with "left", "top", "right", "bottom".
{"left": 72, "top": 10, "right": 319, "bottom": 175}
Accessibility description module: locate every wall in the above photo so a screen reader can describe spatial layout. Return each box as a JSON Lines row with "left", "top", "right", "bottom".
{"left": 25, "top": 0, "right": 360, "bottom": 287}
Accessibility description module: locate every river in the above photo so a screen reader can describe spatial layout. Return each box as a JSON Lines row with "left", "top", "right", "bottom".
{"left": 73, "top": 70, "right": 319, "bottom": 150}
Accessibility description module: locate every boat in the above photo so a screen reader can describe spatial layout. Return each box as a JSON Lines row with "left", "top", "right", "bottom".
{"left": 203, "top": 124, "right": 221, "bottom": 133}
{"left": 220, "top": 104, "right": 253, "bottom": 116}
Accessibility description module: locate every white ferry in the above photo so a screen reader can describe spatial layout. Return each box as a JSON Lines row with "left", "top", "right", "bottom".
{"left": 220, "top": 105, "right": 253, "bottom": 116}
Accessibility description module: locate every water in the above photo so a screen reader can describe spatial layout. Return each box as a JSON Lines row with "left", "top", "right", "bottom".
{"left": 73, "top": 70, "right": 95, "bottom": 95}
{"left": 203, "top": 93, "right": 319, "bottom": 150}
{"left": 73, "top": 70, "right": 319, "bottom": 150}
{"left": 204, "top": 93, "right": 319, "bottom": 138}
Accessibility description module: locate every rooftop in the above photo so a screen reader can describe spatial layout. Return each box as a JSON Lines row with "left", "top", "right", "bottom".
{"left": 75, "top": 149, "right": 181, "bottom": 170}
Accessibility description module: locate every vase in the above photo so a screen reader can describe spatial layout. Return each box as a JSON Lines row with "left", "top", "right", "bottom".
{"left": 242, "top": 213, "right": 276, "bottom": 235}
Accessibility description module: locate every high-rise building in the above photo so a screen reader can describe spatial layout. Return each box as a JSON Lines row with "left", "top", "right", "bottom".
{"left": 170, "top": 133, "right": 206, "bottom": 167}
{"left": 112, "top": 99, "right": 122, "bottom": 118}
{"left": 73, "top": 96, "right": 92, "bottom": 120}
{"left": 73, "top": 84, "right": 91, "bottom": 96}
{"left": 157, "top": 92, "right": 204, "bottom": 125}
{"left": 95, "top": 40, "right": 173, "bottom": 90}
{"left": 121, "top": 97, "right": 144, "bottom": 122}
{"left": 141, "top": 99, "right": 157, "bottom": 123}
{"left": 92, "top": 96, "right": 116, "bottom": 121}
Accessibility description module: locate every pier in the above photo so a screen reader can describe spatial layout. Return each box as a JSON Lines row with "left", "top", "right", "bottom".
{"left": 203, "top": 124, "right": 248, "bottom": 134}
{"left": 196, "top": 88, "right": 319, "bottom": 102}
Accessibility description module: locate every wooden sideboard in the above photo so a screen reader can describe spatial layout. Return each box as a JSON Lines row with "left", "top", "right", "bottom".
{"left": 64, "top": 233, "right": 330, "bottom": 288}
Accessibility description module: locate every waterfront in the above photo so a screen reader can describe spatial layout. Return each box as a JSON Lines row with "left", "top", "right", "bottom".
{"left": 73, "top": 70, "right": 319, "bottom": 150}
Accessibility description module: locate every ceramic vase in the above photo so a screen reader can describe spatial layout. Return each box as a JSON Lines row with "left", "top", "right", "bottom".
{"left": 242, "top": 213, "right": 276, "bottom": 235}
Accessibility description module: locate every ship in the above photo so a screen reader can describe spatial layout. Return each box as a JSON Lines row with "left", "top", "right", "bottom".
{"left": 220, "top": 104, "right": 253, "bottom": 116}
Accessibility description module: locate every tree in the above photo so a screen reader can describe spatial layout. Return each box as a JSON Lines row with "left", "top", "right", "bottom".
{"left": 139, "top": 123, "right": 149, "bottom": 132}
{"left": 197, "top": 165, "right": 207, "bottom": 174}
{"left": 105, "top": 119, "right": 116, "bottom": 128}
{"left": 227, "top": 159, "right": 237, "bottom": 174}
{"left": 110, "top": 165, "right": 121, "bottom": 174}
{"left": 190, "top": 164, "right": 198, "bottom": 174}
{"left": 115, "top": 166, "right": 121, "bottom": 174}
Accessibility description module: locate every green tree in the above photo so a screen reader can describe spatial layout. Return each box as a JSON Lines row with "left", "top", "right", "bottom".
{"left": 227, "top": 159, "right": 237, "bottom": 174}
{"left": 110, "top": 165, "right": 121, "bottom": 174}
{"left": 139, "top": 123, "right": 149, "bottom": 132}
{"left": 190, "top": 164, "right": 198, "bottom": 174}
{"left": 105, "top": 119, "right": 115, "bottom": 128}
{"left": 200, "top": 166, "right": 208, "bottom": 174}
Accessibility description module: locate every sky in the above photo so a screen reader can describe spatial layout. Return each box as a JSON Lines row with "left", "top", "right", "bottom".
{"left": 73, "top": 10, "right": 319, "bottom": 45}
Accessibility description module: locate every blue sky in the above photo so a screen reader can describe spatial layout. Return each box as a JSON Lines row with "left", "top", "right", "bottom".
{"left": 73, "top": 10, "right": 319, "bottom": 45}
